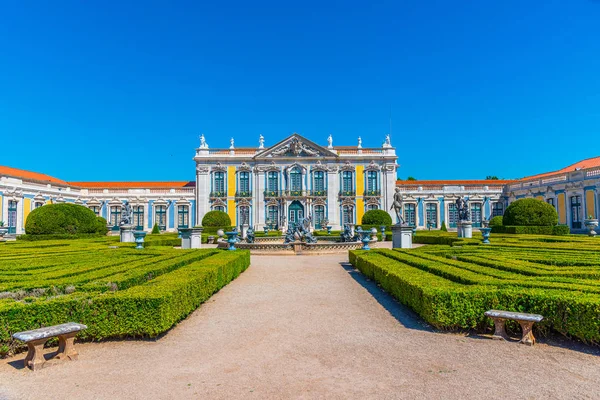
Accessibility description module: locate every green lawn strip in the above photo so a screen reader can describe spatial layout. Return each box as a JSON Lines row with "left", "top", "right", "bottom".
{"left": 0, "top": 250, "right": 250, "bottom": 346}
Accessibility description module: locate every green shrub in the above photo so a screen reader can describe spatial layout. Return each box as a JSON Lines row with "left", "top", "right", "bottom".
{"left": 95, "top": 217, "right": 109, "bottom": 235}
{"left": 503, "top": 199, "right": 558, "bottom": 226}
{"left": 489, "top": 216, "right": 503, "bottom": 227}
{"left": 440, "top": 221, "right": 448, "bottom": 232}
{"left": 361, "top": 210, "right": 392, "bottom": 226}
{"left": 491, "top": 225, "right": 570, "bottom": 236}
{"left": 202, "top": 211, "right": 231, "bottom": 227}
{"left": 17, "top": 233, "right": 107, "bottom": 241}
{"left": 25, "top": 204, "right": 106, "bottom": 235}
{"left": 151, "top": 224, "right": 160, "bottom": 234}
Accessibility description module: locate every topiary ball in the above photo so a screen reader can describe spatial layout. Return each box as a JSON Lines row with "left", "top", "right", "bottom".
{"left": 25, "top": 203, "right": 106, "bottom": 235}
{"left": 202, "top": 211, "right": 232, "bottom": 227}
{"left": 502, "top": 198, "right": 558, "bottom": 226}
{"left": 361, "top": 209, "right": 393, "bottom": 226}
{"left": 489, "top": 216, "right": 503, "bottom": 227}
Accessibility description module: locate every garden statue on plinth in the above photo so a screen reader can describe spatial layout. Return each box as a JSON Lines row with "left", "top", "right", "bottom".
{"left": 456, "top": 196, "right": 473, "bottom": 238}
{"left": 283, "top": 216, "right": 317, "bottom": 245}
{"left": 391, "top": 188, "right": 413, "bottom": 248}
{"left": 340, "top": 224, "right": 359, "bottom": 242}
{"left": 119, "top": 201, "right": 135, "bottom": 243}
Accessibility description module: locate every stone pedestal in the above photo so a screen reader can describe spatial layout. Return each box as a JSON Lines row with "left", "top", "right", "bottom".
{"left": 240, "top": 224, "right": 248, "bottom": 240}
{"left": 190, "top": 227, "right": 203, "bottom": 249}
{"left": 179, "top": 228, "right": 192, "bottom": 249}
{"left": 120, "top": 225, "right": 134, "bottom": 243}
{"left": 392, "top": 224, "right": 413, "bottom": 249}
{"left": 457, "top": 221, "right": 472, "bottom": 239}
{"left": 348, "top": 224, "right": 355, "bottom": 237}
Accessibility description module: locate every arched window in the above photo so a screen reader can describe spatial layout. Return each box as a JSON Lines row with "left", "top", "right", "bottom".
{"left": 342, "top": 205, "right": 353, "bottom": 224}
{"left": 492, "top": 202, "right": 504, "bottom": 217}
{"left": 367, "top": 204, "right": 378, "bottom": 211}
{"left": 404, "top": 204, "right": 416, "bottom": 227}
{"left": 155, "top": 205, "right": 167, "bottom": 230}
{"left": 471, "top": 203, "right": 482, "bottom": 228}
{"left": 342, "top": 171, "right": 353, "bottom": 194}
{"left": 34, "top": 202, "right": 44, "bottom": 209}
{"left": 290, "top": 168, "right": 302, "bottom": 193}
{"left": 238, "top": 205, "right": 250, "bottom": 225}
{"left": 213, "top": 205, "right": 225, "bottom": 212}
{"left": 366, "top": 171, "right": 378, "bottom": 195}
{"left": 267, "top": 205, "right": 278, "bottom": 228}
{"left": 314, "top": 205, "right": 325, "bottom": 228}
{"left": 426, "top": 203, "right": 438, "bottom": 228}
{"left": 177, "top": 205, "right": 189, "bottom": 228}
{"left": 110, "top": 206, "right": 121, "bottom": 230}
{"left": 238, "top": 172, "right": 250, "bottom": 196}
{"left": 213, "top": 172, "right": 225, "bottom": 196}
{"left": 448, "top": 203, "right": 458, "bottom": 228}
{"left": 133, "top": 206, "right": 144, "bottom": 230}
{"left": 7, "top": 200, "right": 18, "bottom": 234}
{"left": 313, "top": 171, "right": 325, "bottom": 194}
{"left": 89, "top": 205, "right": 100, "bottom": 216}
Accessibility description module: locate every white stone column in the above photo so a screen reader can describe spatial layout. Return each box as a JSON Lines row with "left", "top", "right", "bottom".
{"left": 256, "top": 170, "right": 266, "bottom": 229}
{"left": 327, "top": 169, "right": 340, "bottom": 229}
{"left": 196, "top": 165, "right": 210, "bottom": 226}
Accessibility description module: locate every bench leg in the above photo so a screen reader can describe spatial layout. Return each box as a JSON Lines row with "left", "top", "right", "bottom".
{"left": 55, "top": 332, "right": 78, "bottom": 361}
{"left": 24, "top": 339, "right": 47, "bottom": 371}
{"left": 490, "top": 317, "right": 510, "bottom": 341}
{"left": 519, "top": 321, "right": 536, "bottom": 346}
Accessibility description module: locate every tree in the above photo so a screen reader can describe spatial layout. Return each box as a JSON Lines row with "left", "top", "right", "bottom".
{"left": 361, "top": 209, "right": 392, "bottom": 226}
{"left": 486, "top": 176, "right": 499, "bottom": 180}
{"left": 151, "top": 223, "right": 160, "bottom": 234}
{"left": 407, "top": 176, "right": 417, "bottom": 181}
{"left": 503, "top": 199, "right": 558, "bottom": 226}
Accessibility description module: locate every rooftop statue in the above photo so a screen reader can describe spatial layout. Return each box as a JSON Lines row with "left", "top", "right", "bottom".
{"left": 327, "top": 134, "right": 333, "bottom": 149}
{"left": 199, "top": 134, "right": 208, "bottom": 149}
{"left": 259, "top": 134, "right": 265, "bottom": 149}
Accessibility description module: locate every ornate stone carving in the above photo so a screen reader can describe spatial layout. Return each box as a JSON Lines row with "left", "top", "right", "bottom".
{"left": 340, "top": 161, "right": 355, "bottom": 172}
{"left": 270, "top": 137, "right": 321, "bottom": 157}
{"left": 212, "top": 162, "right": 227, "bottom": 172}
{"left": 365, "top": 160, "right": 381, "bottom": 171}
{"left": 196, "top": 165, "right": 210, "bottom": 174}
{"left": 238, "top": 162, "right": 252, "bottom": 172}
{"left": 312, "top": 160, "right": 328, "bottom": 172}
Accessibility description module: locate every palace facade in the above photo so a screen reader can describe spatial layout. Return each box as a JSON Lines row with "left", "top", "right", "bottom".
{"left": 1, "top": 134, "right": 598, "bottom": 235}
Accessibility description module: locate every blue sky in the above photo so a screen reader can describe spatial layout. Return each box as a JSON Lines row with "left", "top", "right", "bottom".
{"left": 1, "top": 0, "right": 599, "bottom": 182}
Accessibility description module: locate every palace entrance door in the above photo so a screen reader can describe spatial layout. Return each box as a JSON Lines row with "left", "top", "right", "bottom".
{"left": 288, "top": 201, "right": 304, "bottom": 224}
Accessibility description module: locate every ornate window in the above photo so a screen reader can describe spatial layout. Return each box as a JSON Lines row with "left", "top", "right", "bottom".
{"left": 426, "top": 203, "right": 438, "bottom": 228}
{"left": 342, "top": 205, "right": 353, "bottom": 224}
{"left": 34, "top": 202, "right": 44, "bottom": 209}
{"left": 342, "top": 171, "right": 354, "bottom": 194}
{"left": 404, "top": 203, "right": 416, "bottom": 227}
{"left": 492, "top": 202, "right": 504, "bottom": 217}
{"left": 213, "top": 172, "right": 225, "bottom": 196}
{"left": 238, "top": 205, "right": 250, "bottom": 226}
{"left": 238, "top": 172, "right": 250, "bottom": 196}
{"left": 109, "top": 206, "right": 121, "bottom": 229}
{"left": 448, "top": 203, "right": 458, "bottom": 228}
{"left": 366, "top": 171, "right": 378, "bottom": 195}
{"left": 213, "top": 205, "right": 225, "bottom": 212}
{"left": 547, "top": 198, "right": 555, "bottom": 210}
{"left": 155, "top": 205, "right": 167, "bottom": 230}
{"left": 290, "top": 168, "right": 302, "bottom": 192}
{"left": 133, "top": 206, "right": 144, "bottom": 230}
{"left": 267, "top": 171, "right": 279, "bottom": 193}
{"left": 570, "top": 195, "right": 582, "bottom": 229}
{"left": 313, "top": 171, "right": 325, "bottom": 194}
{"left": 367, "top": 204, "right": 378, "bottom": 211}
{"left": 7, "top": 200, "right": 17, "bottom": 234}
{"left": 177, "top": 205, "right": 189, "bottom": 228}
{"left": 89, "top": 206, "right": 100, "bottom": 216}
{"left": 267, "top": 205, "right": 278, "bottom": 228}
{"left": 314, "top": 205, "right": 325, "bottom": 228}
{"left": 471, "top": 203, "right": 482, "bottom": 228}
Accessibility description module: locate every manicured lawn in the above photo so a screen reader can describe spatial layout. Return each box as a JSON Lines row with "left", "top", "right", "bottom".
{"left": 0, "top": 236, "right": 250, "bottom": 350}
{"left": 350, "top": 233, "right": 600, "bottom": 343}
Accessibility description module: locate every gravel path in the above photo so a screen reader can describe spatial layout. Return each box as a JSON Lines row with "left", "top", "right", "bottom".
{"left": 1, "top": 253, "right": 599, "bottom": 399}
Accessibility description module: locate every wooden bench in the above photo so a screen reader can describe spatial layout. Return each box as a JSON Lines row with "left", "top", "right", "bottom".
{"left": 12, "top": 322, "right": 87, "bottom": 370}
{"left": 484, "top": 310, "right": 543, "bottom": 346}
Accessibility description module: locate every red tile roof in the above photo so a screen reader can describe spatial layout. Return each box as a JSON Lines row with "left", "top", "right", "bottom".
{"left": 518, "top": 156, "right": 600, "bottom": 181}
{"left": 396, "top": 179, "right": 514, "bottom": 186}
{"left": 70, "top": 181, "right": 195, "bottom": 189}
{"left": 0, "top": 165, "right": 68, "bottom": 185}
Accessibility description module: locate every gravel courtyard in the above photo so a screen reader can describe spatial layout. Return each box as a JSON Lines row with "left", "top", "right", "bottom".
{"left": 1, "top": 253, "right": 599, "bottom": 400}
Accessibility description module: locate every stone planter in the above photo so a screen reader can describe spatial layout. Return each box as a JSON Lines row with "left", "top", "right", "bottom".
{"left": 584, "top": 219, "right": 598, "bottom": 237}
{"left": 225, "top": 231, "right": 239, "bottom": 251}
{"left": 480, "top": 227, "right": 492, "bottom": 244}
{"left": 133, "top": 231, "right": 147, "bottom": 249}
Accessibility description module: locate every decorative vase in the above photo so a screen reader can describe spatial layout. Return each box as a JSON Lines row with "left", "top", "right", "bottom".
{"left": 584, "top": 219, "right": 598, "bottom": 237}
{"left": 326, "top": 226, "right": 332, "bottom": 235}
{"left": 480, "top": 227, "right": 492, "bottom": 244}
{"left": 225, "top": 231, "right": 239, "bottom": 251}
{"left": 133, "top": 231, "right": 147, "bottom": 249}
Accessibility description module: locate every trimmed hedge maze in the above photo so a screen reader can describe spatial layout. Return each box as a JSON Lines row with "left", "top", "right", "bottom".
{"left": 350, "top": 237, "right": 600, "bottom": 344}
{"left": 0, "top": 238, "right": 250, "bottom": 348}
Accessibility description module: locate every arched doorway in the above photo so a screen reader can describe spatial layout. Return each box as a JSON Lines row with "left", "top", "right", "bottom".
{"left": 288, "top": 200, "right": 304, "bottom": 224}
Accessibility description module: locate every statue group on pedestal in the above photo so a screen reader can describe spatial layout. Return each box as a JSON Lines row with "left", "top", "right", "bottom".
{"left": 456, "top": 196, "right": 471, "bottom": 221}
{"left": 284, "top": 215, "right": 317, "bottom": 244}
{"left": 120, "top": 201, "right": 133, "bottom": 226}
{"left": 340, "top": 224, "right": 359, "bottom": 242}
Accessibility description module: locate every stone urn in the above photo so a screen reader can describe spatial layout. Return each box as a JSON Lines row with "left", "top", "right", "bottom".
{"left": 480, "top": 227, "right": 492, "bottom": 244}
{"left": 584, "top": 219, "right": 598, "bottom": 237}
{"left": 356, "top": 228, "right": 371, "bottom": 251}
{"left": 225, "top": 230, "right": 239, "bottom": 251}
{"left": 326, "top": 226, "right": 332, "bottom": 235}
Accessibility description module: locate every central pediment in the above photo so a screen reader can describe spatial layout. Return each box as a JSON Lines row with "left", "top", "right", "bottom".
{"left": 254, "top": 133, "right": 338, "bottom": 159}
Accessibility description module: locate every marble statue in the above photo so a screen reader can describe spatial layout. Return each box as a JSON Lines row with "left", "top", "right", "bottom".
{"left": 383, "top": 134, "right": 391, "bottom": 148}
{"left": 391, "top": 188, "right": 405, "bottom": 225}
{"left": 199, "top": 134, "right": 208, "bottom": 149}
{"left": 327, "top": 134, "right": 333, "bottom": 149}
{"left": 259, "top": 134, "right": 265, "bottom": 149}
{"left": 246, "top": 227, "right": 255, "bottom": 243}
{"left": 230, "top": 138, "right": 235, "bottom": 149}
{"left": 456, "top": 196, "right": 471, "bottom": 221}
{"left": 357, "top": 136, "right": 362, "bottom": 149}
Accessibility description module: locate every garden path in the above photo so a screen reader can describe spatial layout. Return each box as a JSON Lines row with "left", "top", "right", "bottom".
{"left": 1, "top": 252, "right": 599, "bottom": 399}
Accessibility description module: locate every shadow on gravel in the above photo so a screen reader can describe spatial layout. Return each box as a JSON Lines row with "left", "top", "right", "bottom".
{"left": 340, "top": 262, "right": 434, "bottom": 332}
